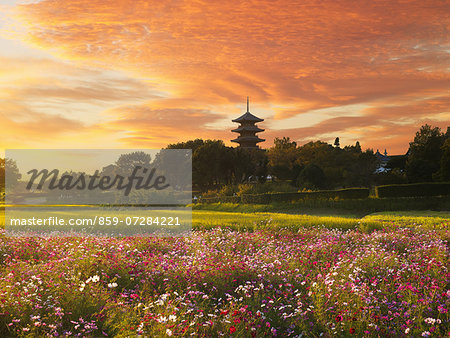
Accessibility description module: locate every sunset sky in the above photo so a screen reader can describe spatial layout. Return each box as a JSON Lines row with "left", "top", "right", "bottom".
{"left": 0, "top": 0, "right": 449, "bottom": 155}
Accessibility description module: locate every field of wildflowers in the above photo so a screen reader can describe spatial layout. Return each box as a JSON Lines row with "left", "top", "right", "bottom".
{"left": 0, "top": 224, "right": 448, "bottom": 337}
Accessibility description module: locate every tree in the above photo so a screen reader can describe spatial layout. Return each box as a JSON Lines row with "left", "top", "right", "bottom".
{"left": 167, "top": 139, "right": 205, "bottom": 152}
{"left": 0, "top": 158, "right": 22, "bottom": 191}
{"left": 115, "top": 151, "right": 152, "bottom": 175}
{"left": 437, "top": 138, "right": 450, "bottom": 181}
{"left": 296, "top": 141, "right": 339, "bottom": 188}
{"left": 296, "top": 163, "right": 326, "bottom": 190}
{"left": 192, "top": 140, "right": 232, "bottom": 189}
{"left": 344, "top": 149, "right": 378, "bottom": 187}
{"left": 344, "top": 141, "right": 362, "bottom": 153}
{"left": 386, "top": 155, "right": 407, "bottom": 171}
{"left": 334, "top": 137, "right": 340, "bottom": 148}
{"left": 267, "top": 137, "right": 298, "bottom": 180}
{"left": 405, "top": 125, "right": 445, "bottom": 182}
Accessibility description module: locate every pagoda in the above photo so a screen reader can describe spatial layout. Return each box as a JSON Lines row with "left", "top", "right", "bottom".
{"left": 231, "top": 97, "right": 265, "bottom": 148}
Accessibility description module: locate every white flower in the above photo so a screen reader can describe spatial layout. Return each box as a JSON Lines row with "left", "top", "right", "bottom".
{"left": 421, "top": 332, "right": 430, "bottom": 337}
{"left": 92, "top": 275, "right": 100, "bottom": 283}
{"left": 424, "top": 318, "right": 435, "bottom": 325}
{"left": 166, "top": 329, "right": 173, "bottom": 336}
{"left": 405, "top": 328, "right": 410, "bottom": 334}
{"left": 79, "top": 283, "right": 85, "bottom": 292}
{"left": 107, "top": 282, "right": 118, "bottom": 288}
{"left": 168, "top": 315, "right": 177, "bottom": 322}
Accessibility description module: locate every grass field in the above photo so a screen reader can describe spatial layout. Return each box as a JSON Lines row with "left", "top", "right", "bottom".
{"left": 192, "top": 209, "right": 449, "bottom": 231}
{"left": 1, "top": 205, "right": 449, "bottom": 234}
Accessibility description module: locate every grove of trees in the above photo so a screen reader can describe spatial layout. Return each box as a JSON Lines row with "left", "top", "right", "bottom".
{"left": 164, "top": 124, "right": 449, "bottom": 193}
{"left": 1, "top": 124, "right": 448, "bottom": 196}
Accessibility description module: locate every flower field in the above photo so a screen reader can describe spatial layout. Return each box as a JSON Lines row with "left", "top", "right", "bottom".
{"left": 0, "top": 226, "right": 449, "bottom": 337}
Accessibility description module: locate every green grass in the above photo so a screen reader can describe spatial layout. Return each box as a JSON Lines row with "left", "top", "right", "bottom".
{"left": 363, "top": 210, "right": 450, "bottom": 230}
{"left": 192, "top": 210, "right": 378, "bottom": 231}
{"left": 1, "top": 204, "right": 448, "bottom": 234}
{"left": 190, "top": 202, "right": 362, "bottom": 217}
{"left": 192, "top": 209, "right": 449, "bottom": 232}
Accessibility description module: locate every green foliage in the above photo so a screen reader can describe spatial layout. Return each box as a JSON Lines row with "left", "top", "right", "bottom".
{"left": 375, "top": 182, "right": 450, "bottom": 198}
{"left": 363, "top": 211, "right": 450, "bottom": 230}
{"left": 168, "top": 139, "right": 268, "bottom": 190}
{"left": 295, "top": 141, "right": 376, "bottom": 188}
{"left": 267, "top": 137, "right": 299, "bottom": 180}
{"left": 406, "top": 124, "right": 445, "bottom": 182}
{"left": 374, "top": 168, "right": 407, "bottom": 185}
{"left": 192, "top": 140, "right": 231, "bottom": 189}
{"left": 386, "top": 155, "right": 407, "bottom": 171}
{"left": 437, "top": 138, "right": 450, "bottom": 181}
{"left": 236, "top": 182, "right": 297, "bottom": 196}
{"left": 296, "top": 163, "right": 326, "bottom": 189}
{"left": 115, "top": 151, "right": 151, "bottom": 175}
{"left": 0, "top": 158, "right": 22, "bottom": 191}
{"left": 200, "top": 188, "right": 370, "bottom": 204}
{"left": 194, "top": 195, "right": 450, "bottom": 215}
{"left": 192, "top": 210, "right": 382, "bottom": 232}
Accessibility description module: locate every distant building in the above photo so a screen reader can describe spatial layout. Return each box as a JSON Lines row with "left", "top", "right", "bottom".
{"left": 375, "top": 149, "right": 390, "bottom": 168}
{"left": 231, "top": 97, "right": 265, "bottom": 149}
{"left": 375, "top": 149, "right": 407, "bottom": 173}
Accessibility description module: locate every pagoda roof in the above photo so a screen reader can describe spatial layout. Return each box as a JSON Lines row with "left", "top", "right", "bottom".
{"left": 231, "top": 125, "right": 264, "bottom": 133}
{"left": 231, "top": 136, "right": 265, "bottom": 143}
{"left": 232, "top": 112, "right": 264, "bottom": 123}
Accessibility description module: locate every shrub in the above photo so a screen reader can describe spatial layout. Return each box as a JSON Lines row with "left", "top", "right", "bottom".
{"left": 237, "top": 182, "right": 297, "bottom": 196}
{"left": 238, "top": 188, "right": 369, "bottom": 204}
{"left": 199, "top": 188, "right": 370, "bottom": 204}
{"left": 240, "top": 193, "right": 271, "bottom": 204}
{"left": 375, "top": 182, "right": 450, "bottom": 198}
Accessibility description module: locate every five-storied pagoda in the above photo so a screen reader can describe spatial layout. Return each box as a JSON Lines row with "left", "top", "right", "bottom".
{"left": 231, "top": 97, "right": 265, "bottom": 149}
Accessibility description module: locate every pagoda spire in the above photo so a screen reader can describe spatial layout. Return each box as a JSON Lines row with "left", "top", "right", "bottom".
{"left": 247, "top": 96, "right": 249, "bottom": 112}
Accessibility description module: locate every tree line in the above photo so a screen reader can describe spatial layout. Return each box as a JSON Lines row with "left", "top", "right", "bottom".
{"left": 1, "top": 124, "right": 449, "bottom": 194}
{"left": 165, "top": 124, "right": 449, "bottom": 192}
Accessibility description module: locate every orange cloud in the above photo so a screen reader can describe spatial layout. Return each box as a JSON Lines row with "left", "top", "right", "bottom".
{"left": 105, "top": 104, "right": 230, "bottom": 147}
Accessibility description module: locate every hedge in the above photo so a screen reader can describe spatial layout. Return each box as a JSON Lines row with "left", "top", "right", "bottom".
{"left": 193, "top": 196, "right": 450, "bottom": 213}
{"left": 375, "top": 182, "right": 450, "bottom": 198}
{"left": 198, "top": 188, "right": 369, "bottom": 204}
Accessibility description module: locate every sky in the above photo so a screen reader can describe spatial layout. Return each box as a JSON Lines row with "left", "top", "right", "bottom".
{"left": 0, "top": 0, "right": 449, "bottom": 155}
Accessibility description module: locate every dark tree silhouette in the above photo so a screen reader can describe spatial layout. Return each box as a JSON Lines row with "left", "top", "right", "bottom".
{"left": 406, "top": 125, "right": 445, "bottom": 182}
{"left": 334, "top": 137, "right": 340, "bottom": 148}
{"left": 296, "top": 163, "right": 326, "bottom": 190}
